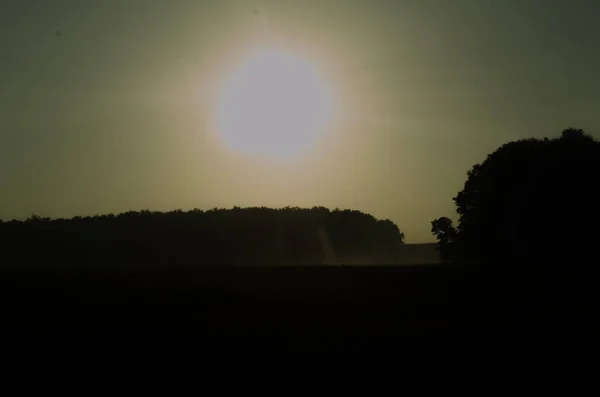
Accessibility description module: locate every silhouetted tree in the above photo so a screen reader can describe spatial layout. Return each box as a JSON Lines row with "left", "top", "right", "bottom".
{"left": 560, "top": 128, "right": 594, "bottom": 142}
{"left": 431, "top": 217, "right": 457, "bottom": 264}
{"left": 0, "top": 206, "right": 405, "bottom": 268}
{"left": 432, "top": 128, "right": 600, "bottom": 268}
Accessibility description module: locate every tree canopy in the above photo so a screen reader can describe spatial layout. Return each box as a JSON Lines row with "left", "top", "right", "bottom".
{"left": 432, "top": 128, "right": 600, "bottom": 267}
{"left": 0, "top": 206, "right": 405, "bottom": 268}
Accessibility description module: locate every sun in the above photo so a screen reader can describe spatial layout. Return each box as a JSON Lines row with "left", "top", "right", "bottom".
{"left": 215, "top": 48, "right": 336, "bottom": 159}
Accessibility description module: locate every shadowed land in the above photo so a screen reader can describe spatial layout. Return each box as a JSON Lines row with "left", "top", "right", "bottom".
{"left": 1, "top": 263, "right": 595, "bottom": 353}
{"left": 1, "top": 128, "right": 599, "bottom": 389}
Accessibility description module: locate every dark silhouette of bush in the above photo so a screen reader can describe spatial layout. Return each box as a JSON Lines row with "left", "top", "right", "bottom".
{"left": 430, "top": 217, "right": 458, "bottom": 264}
{"left": 0, "top": 206, "right": 404, "bottom": 268}
{"left": 432, "top": 128, "right": 600, "bottom": 269}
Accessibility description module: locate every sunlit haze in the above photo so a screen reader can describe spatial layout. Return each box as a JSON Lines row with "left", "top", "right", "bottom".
{"left": 2, "top": 0, "right": 600, "bottom": 242}
{"left": 215, "top": 47, "right": 336, "bottom": 159}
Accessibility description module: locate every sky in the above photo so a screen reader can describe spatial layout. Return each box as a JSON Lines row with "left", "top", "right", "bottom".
{"left": 1, "top": 0, "right": 600, "bottom": 243}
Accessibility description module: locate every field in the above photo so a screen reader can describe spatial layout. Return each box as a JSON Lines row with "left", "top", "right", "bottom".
{"left": 0, "top": 263, "right": 596, "bottom": 390}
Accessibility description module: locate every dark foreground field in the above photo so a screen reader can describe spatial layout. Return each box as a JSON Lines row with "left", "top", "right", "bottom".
{"left": 0, "top": 264, "right": 597, "bottom": 392}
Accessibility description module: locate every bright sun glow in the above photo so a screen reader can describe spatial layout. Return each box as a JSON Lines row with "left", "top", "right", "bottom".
{"left": 215, "top": 48, "right": 336, "bottom": 159}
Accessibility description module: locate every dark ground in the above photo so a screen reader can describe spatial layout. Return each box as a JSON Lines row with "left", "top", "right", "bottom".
{"left": 0, "top": 264, "right": 597, "bottom": 392}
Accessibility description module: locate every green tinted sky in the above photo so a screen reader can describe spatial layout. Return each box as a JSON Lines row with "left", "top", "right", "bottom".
{"left": 1, "top": 0, "right": 599, "bottom": 242}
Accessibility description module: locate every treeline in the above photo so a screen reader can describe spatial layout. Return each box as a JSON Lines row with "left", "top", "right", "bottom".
{"left": 431, "top": 128, "right": 600, "bottom": 269}
{"left": 0, "top": 206, "right": 404, "bottom": 267}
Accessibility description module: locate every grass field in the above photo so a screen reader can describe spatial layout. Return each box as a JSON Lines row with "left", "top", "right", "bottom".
{"left": 0, "top": 263, "right": 596, "bottom": 389}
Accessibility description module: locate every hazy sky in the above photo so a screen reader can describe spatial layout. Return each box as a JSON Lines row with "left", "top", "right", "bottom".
{"left": 1, "top": 0, "right": 599, "bottom": 242}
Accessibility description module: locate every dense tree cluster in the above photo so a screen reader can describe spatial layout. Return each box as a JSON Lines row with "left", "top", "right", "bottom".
{"left": 0, "top": 207, "right": 404, "bottom": 267}
{"left": 432, "top": 128, "right": 600, "bottom": 268}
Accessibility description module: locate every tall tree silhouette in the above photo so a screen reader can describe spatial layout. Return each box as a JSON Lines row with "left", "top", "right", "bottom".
{"left": 432, "top": 128, "right": 600, "bottom": 268}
